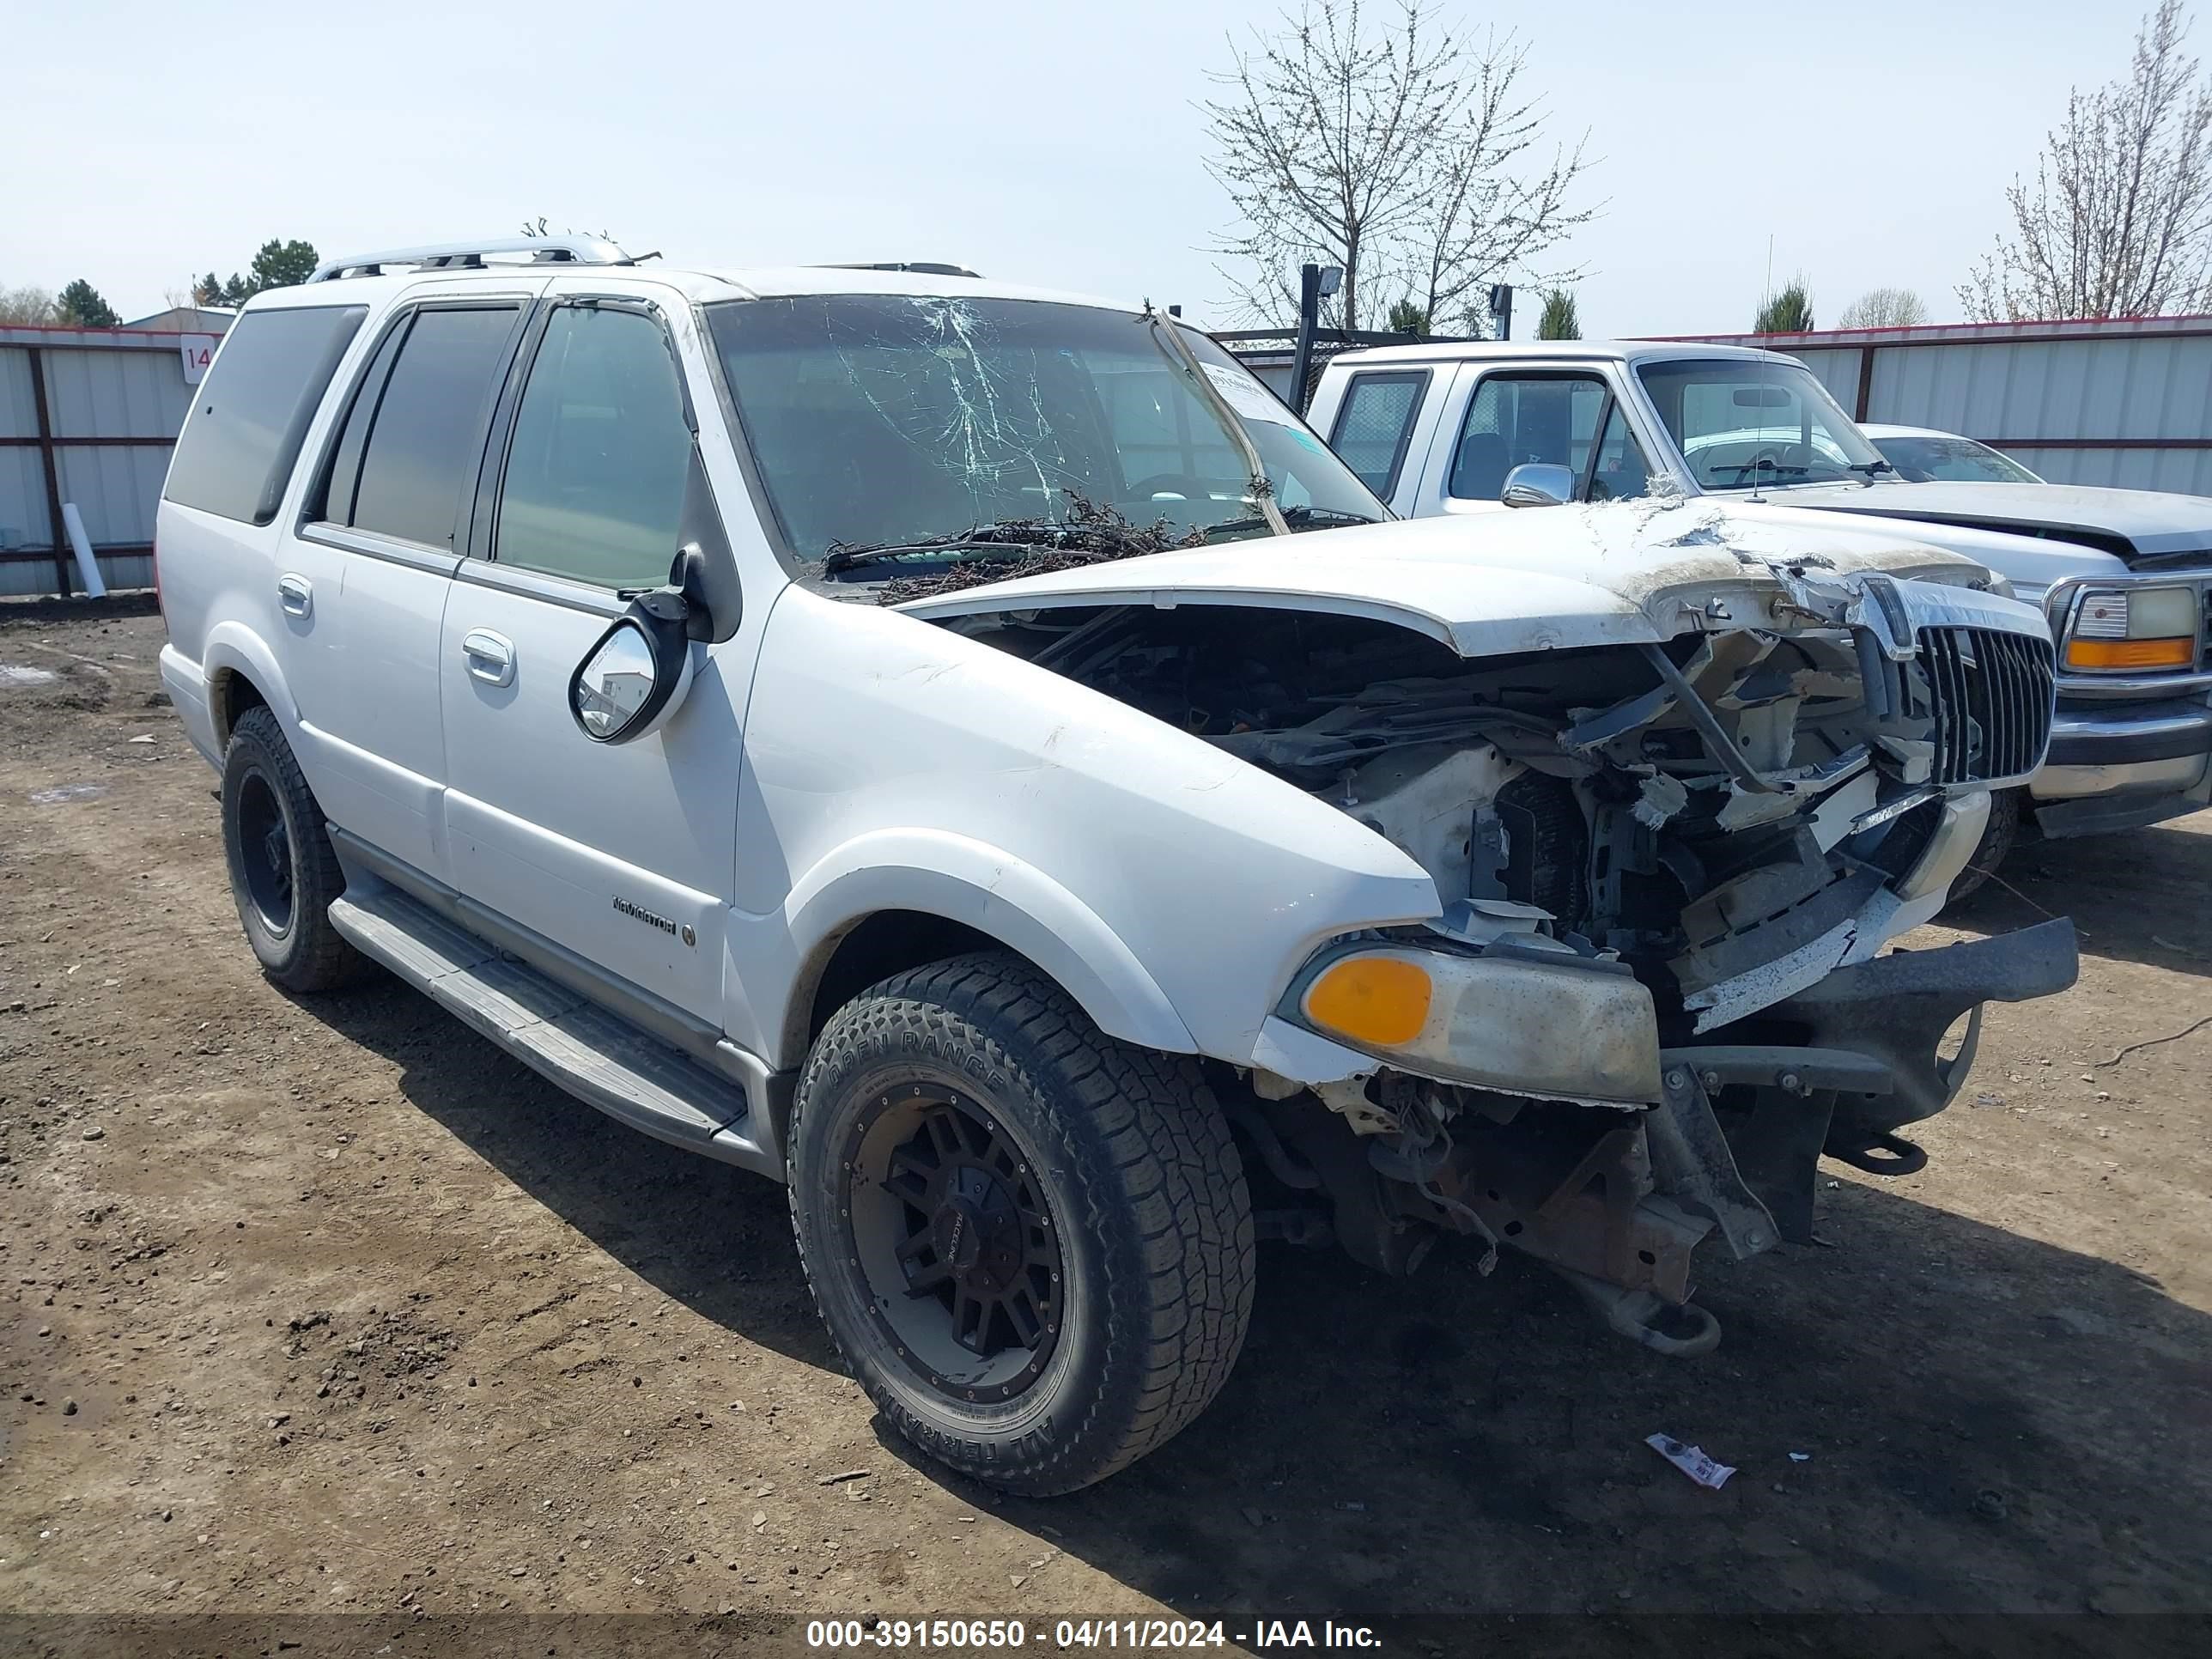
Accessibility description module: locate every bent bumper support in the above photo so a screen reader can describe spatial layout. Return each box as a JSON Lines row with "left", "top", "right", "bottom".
{"left": 1666, "top": 917, "right": 2079, "bottom": 1248}
{"left": 1771, "top": 916, "right": 2081, "bottom": 1137}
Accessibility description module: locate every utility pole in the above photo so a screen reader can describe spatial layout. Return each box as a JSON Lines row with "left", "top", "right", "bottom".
{"left": 1488, "top": 283, "right": 1514, "bottom": 341}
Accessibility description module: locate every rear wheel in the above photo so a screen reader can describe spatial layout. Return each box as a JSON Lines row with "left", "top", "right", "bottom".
{"left": 788, "top": 952, "right": 1254, "bottom": 1494}
{"left": 221, "top": 706, "right": 366, "bottom": 992}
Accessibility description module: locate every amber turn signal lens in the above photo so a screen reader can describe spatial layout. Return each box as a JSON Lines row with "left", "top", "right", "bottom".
{"left": 2064, "top": 636, "right": 2195, "bottom": 670}
{"left": 1302, "top": 955, "right": 1433, "bottom": 1047}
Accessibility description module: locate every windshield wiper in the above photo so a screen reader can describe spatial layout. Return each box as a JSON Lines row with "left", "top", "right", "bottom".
{"left": 1846, "top": 459, "right": 1895, "bottom": 483}
{"left": 822, "top": 529, "right": 1054, "bottom": 575}
{"left": 1198, "top": 505, "right": 1380, "bottom": 541}
{"left": 1709, "top": 461, "right": 1823, "bottom": 483}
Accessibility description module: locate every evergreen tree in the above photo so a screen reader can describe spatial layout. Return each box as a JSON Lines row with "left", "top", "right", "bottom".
{"left": 1535, "top": 287, "right": 1581, "bottom": 338}
{"left": 1753, "top": 279, "right": 1814, "bottom": 333}
{"left": 57, "top": 280, "right": 120, "bottom": 327}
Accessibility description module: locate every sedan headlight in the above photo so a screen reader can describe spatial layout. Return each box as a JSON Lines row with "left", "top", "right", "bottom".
{"left": 1294, "top": 945, "right": 1662, "bottom": 1105}
{"left": 2066, "top": 586, "right": 2200, "bottom": 671}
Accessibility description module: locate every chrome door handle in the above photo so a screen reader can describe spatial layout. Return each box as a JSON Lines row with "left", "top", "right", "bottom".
{"left": 276, "top": 574, "right": 313, "bottom": 617}
{"left": 461, "top": 629, "right": 515, "bottom": 687}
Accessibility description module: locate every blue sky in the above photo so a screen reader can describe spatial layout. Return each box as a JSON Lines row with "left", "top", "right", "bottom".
{"left": 6, "top": 0, "right": 2158, "bottom": 336}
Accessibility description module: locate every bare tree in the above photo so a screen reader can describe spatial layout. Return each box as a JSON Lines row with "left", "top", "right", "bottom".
{"left": 0, "top": 285, "right": 58, "bottom": 325}
{"left": 1837, "top": 286, "right": 1929, "bottom": 328}
{"left": 1960, "top": 1, "right": 2212, "bottom": 319}
{"left": 1394, "top": 33, "right": 1595, "bottom": 334}
{"left": 1205, "top": 1, "right": 1594, "bottom": 331}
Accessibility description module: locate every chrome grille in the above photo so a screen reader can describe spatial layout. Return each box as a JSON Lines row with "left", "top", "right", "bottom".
{"left": 1915, "top": 627, "right": 2056, "bottom": 785}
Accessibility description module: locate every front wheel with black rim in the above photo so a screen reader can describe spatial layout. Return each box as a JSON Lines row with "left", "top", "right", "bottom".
{"left": 789, "top": 952, "right": 1254, "bottom": 1495}
{"left": 221, "top": 704, "right": 367, "bottom": 993}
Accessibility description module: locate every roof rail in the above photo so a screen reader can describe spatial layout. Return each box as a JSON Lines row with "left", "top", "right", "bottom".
{"left": 307, "top": 236, "right": 634, "bottom": 283}
{"left": 822, "top": 262, "right": 982, "bottom": 279}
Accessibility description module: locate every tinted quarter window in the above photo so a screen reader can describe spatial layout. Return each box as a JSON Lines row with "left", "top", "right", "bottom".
{"left": 345, "top": 306, "right": 519, "bottom": 549}
{"left": 1329, "top": 371, "right": 1427, "bottom": 496}
{"left": 494, "top": 306, "right": 692, "bottom": 590}
{"left": 315, "top": 318, "right": 409, "bottom": 528}
{"left": 162, "top": 305, "right": 365, "bottom": 525}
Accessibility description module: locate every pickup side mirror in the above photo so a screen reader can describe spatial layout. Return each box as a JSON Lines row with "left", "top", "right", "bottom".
{"left": 568, "top": 548, "right": 712, "bottom": 744}
{"left": 1501, "top": 462, "right": 1576, "bottom": 508}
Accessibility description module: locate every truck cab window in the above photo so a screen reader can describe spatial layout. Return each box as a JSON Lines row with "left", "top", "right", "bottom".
{"left": 1329, "top": 370, "right": 1428, "bottom": 496}
{"left": 1449, "top": 374, "right": 1615, "bottom": 501}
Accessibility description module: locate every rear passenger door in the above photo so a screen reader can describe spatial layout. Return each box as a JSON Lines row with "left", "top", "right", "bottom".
{"left": 284, "top": 291, "right": 537, "bottom": 880}
{"left": 437, "top": 287, "right": 744, "bottom": 1028}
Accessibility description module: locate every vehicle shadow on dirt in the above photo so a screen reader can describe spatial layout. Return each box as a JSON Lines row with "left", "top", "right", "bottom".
{"left": 1948, "top": 812, "right": 2212, "bottom": 981}
{"left": 299, "top": 981, "right": 2212, "bottom": 1622}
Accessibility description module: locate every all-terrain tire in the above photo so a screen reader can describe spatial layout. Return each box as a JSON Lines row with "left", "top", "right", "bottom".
{"left": 788, "top": 951, "right": 1255, "bottom": 1495}
{"left": 1942, "top": 785, "right": 2023, "bottom": 908}
{"left": 221, "top": 705, "right": 368, "bottom": 993}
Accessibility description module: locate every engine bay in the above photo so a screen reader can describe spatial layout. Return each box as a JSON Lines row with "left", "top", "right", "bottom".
{"left": 962, "top": 601, "right": 1980, "bottom": 1035}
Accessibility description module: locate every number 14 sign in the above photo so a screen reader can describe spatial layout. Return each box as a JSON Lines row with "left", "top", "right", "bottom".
{"left": 179, "top": 333, "right": 218, "bottom": 385}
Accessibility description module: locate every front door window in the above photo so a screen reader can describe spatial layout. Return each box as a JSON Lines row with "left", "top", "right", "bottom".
{"left": 1448, "top": 373, "right": 1650, "bottom": 503}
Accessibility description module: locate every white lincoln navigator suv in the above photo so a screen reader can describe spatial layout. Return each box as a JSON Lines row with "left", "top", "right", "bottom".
{"left": 157, "top": 238, "right": 2076, "bottom": 1493}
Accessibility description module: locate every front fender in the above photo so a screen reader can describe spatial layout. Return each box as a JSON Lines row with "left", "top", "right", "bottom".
{"left": 732, "top": 586, "right": 1441, "bottom": 1075}
{"left": 741, "top": 830, "right": 1197, "bottom": 1068}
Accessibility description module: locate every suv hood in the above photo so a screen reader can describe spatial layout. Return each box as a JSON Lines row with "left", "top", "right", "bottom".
{"left": 1764, "top": 478, "right": 2212, "bottom": 565}
{"left": 896, "top": 497, "right": 2002, "bottom": 657}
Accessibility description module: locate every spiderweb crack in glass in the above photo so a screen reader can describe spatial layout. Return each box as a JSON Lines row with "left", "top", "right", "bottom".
{"left": 704, "top": 293, "right": 1383, "bottom": 584}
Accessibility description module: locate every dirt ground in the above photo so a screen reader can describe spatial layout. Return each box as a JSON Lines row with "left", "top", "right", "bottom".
{"left": 2, "top": 600, "right": 2209, "bottom": 1653}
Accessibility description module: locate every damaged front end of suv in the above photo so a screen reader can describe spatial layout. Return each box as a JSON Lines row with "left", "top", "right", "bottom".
{"left": 906, "top": 503, "right": 2078, "bottom": 1353}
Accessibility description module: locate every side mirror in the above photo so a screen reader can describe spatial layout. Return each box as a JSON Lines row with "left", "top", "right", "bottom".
{"left": 1500, "top": 462, "right": 1576, "bottom": 507}
{"left": 569, "top": 589, "right": 696, "bottom": 744}
{"left": 570, "top": 544, "right": 721, "bottom": 744}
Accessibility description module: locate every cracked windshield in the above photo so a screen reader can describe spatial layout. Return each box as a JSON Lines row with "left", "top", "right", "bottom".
{"left": 706, "top": 295, "right": 1382, "bottom": 587}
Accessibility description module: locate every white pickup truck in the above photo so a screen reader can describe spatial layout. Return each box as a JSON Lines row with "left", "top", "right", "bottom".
{"left": 1308, "top": 340, "right": 2212, "bottom": 885}
{"left": 156, "top": 243, "right": 2073, "bottom": 1492}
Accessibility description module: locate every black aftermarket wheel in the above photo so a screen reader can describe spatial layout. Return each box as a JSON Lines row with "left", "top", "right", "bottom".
{"left": 846, "top": 1083, "right": 1066, "bottom": 1403}
{"left": 789, "top": 952, "right": 1255, "bottom": 1495}
{"left": 220, "top": 705, "right": 368, "bottom": 994}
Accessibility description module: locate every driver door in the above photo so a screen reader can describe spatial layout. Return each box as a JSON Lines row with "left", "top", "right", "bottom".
{"left": 437, "top": 289, "right": 744, "bottom": 1027}
{"left": 1437, "top": 369, "right": 1653, "bottom": 513}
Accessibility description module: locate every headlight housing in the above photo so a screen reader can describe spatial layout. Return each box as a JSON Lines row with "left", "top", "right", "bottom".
{"left": 1293, "top": 945, "right": 1662, "bottom": 1105}
{"left": 2066, "top": 586, "right": 2200, "bottom": 671}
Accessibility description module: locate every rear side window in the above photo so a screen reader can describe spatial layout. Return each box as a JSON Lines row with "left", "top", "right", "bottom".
{"left": 162, "top": 306, "right": 366, "bottom": 525}
{"left": 1328, "top": 370, "right": 1427, "bottom": 497}
{"left": 319, "top": 305, "right": 520, "bottom": 550}
{"left": 493, "top": 305, "right": 691, "bottom": 589}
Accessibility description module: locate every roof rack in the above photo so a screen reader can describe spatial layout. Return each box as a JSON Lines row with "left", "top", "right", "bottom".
{"left": 307, "top": 236, "right": 634, "bottom": 283}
